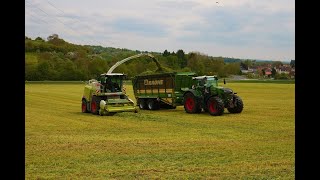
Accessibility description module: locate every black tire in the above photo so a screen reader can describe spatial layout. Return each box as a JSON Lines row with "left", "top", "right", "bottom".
{"left": 105, "top": 112, "right": 116, "bottom": 116}
{"left": 227, "top": 95, "right": 244, "bottom": 113}
{"left": 207, "top": 96, "right": 224, "bottom": 116}
{"left": 147, "top": 99, "right": 160, "bottom": 110}
{"left": 82, "top": 99, "right": 89, "bottom": 113}
{"left": 183, "top": 92, "right": 201, "bottom": 113}
{"left": 90, "top": 96, "right": 101, "bottom": 115}
{"left": 138, "top": 99, "right": 147, "bottom": 109}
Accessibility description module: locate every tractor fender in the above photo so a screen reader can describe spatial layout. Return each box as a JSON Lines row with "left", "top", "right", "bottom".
{"left": 183, "top": 89, "right": 202, "bottom": 97}
{"left": 182, "top": 90, "right": 203, "bottom": 102}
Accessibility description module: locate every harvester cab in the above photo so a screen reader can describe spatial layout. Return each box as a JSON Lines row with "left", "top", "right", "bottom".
{"left": 99, "top": 73, "right": 125, "bottom": 93}
{"left": 81, "top": 73, "right": 138, "bottom": 116}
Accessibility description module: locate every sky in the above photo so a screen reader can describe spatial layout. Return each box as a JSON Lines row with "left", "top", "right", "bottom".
{"left": 25, "top": 0, "right": 295, "bottom": 61}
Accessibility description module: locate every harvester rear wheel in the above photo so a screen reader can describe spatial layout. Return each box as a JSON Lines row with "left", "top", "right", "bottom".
{"left": 138, "top": 99, "right": 147, "bottom": 109}
{"left": 91, "top": 96, "right": 101, "bottom": 115}
{"left": 207, "top": 96, "right": 224, "bottom": 116}
{"left": 82, "top": 99, "right": 89, "bottom": 113}
{"left": 184, "top": 92, "right": 201, "bottom": 113}
{"left": 227, "top": 95, "right": 243, "bottom": 113}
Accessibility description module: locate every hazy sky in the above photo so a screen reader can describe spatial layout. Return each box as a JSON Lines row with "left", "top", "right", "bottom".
{"left": 25, "top": 0, "right": 295, "bottom": 61}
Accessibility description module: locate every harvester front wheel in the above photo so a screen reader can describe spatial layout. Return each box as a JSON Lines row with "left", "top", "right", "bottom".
{"left": 91, "top": 96, "right": 101, "bottom": 115}
{"left": 227, "top": 95, "right": 243, "bottom": 113}
{"left": 138, "top": 99, "right": 147, "bottom": 109}
{"left": 184, "top": 92, "right": 201, "bottom": 114}
{"left": 82, "top": 99, "right": 89, "bottom": 113}
{"left": 207, "top": 96, "right": 224, "bottom": 116}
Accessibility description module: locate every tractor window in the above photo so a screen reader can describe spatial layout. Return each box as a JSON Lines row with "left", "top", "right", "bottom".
{"left": 206, "top": 77, "right": 218, "bottom": 87}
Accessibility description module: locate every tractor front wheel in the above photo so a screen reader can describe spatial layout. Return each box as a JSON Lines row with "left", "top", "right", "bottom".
{"left": 227, "top": 95, "right": 244, "bottom": 113}
{"left": 91, "top": 96, "right": 101, "bottom": 115}
{"left": 207, "top": 96, "right": 224, "bottom": 116}
{"left": 184, "top": 92, "right": 201, "bottom": 113}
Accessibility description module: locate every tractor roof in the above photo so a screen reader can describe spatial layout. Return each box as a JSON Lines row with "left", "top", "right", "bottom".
{"left": 193, "top": 75, "right": 218, "bottom": 80}
{"left": 100, "top": 73, "right": 126, "bottom": 76}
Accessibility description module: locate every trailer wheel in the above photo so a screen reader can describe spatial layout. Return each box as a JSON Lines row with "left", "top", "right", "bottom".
{"left": 227, "top": 95, "right": 243, "bottom": 113}
{"left": 147, "top": 99, "right": 160, "bottom": 110}
{"left": 207, "top": 96, "right": 224, "bottom": 116}
{"left": 91, "top": 96, "right": 100, "bottom": 115}
{"left": 184, "top": 92, "right": 201, "bottom": 113}
{"left": 82, "top": 99, "right": 89, "bottom": 113}
{"left": 138, "top": 99, "right": 147, "bottom": 109}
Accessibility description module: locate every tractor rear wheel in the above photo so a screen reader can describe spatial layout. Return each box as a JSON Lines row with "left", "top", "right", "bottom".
{"left": 138, "top": 99, "right": 147, "bottom": 109}
{"left": 227, "top": 95, "right": 244, "bottom": 113}
{"left": 82, "top": 99, "right": 89, "bottom": 113}
{"left": 91, "top": 96, "right": 101, "bottom": 115}
{"left": 147, "top": 99, "right": 160, "bottom": 110}
{"left": 184, "top": 92, "right": 201, "bottom": 113}
{"left": 207, "top": 96, "right": 224, "bottom": 116}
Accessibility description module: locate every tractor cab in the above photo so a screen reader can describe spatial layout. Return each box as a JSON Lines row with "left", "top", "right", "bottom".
{"left": 193, "top": 75, "right": 218, "bottom": 88}
{"left": 99, "top": 73, "right": 126, "bottom": 93}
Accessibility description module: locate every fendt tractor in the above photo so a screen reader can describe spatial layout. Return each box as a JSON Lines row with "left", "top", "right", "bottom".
{"left": 81, "top": 53, "right": 160, "bottom": 116}
{"left": 132, "top": 72, "right": 244, "bottom": 116}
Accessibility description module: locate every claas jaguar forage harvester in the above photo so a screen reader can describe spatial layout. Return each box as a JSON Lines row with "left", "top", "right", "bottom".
{"left": 81, "top": 53, "right": 159, "bottom": 116}
{"left": 81, "top": 73, "right": 137, "bottom": 116}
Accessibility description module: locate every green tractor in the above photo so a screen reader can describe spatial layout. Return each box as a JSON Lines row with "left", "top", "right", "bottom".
{"left": 81, "top": 73, "right": 138, "bottom": 116}
{"left": 183, "top": 75, "right": 243, "bottom": 116}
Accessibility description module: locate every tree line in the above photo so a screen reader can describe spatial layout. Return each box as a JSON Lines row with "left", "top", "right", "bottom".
{"left": 25, "top": 34, "right": 242, "bottom": 81}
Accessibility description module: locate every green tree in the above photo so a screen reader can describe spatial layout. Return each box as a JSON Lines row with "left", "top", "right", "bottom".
{"left": 35, "top": 37, "right": 45, "bottom": 42}
{"left": 47, "top": 34, "right": 59, "bottom": 41}
{"left": 37, "top": 61, "right": 50, "bottom": 80}
{"left": 242, "top": 59, "right": 252, "bottom": 68}
{"left": 272, "top": 61, "right": 283, "bottom": 68}
{"left": 176, "top": 49, "right": 186, "bottom": 68}
{"left": 224, "top": 63, "right": 240, "bottom": 76}
{"left": 163, "top": 49, "right": 170, "bottom": 56}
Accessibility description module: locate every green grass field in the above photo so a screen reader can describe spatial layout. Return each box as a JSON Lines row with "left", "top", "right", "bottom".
{"left": 25, "top": 82, "right": 295, "bottom": 179}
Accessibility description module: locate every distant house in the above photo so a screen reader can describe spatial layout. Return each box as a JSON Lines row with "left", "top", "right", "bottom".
{"left": 264, "top": 68, "right": 272, "bottom": 76}
{"left": 249, "top": 67, "right": 258, "bottom": 74}
{"left": 277, "top": 65, "right": 291, "bottom": 74}
{"left": 240, "top": 63, "right": 251, "bottom": 74}
{"left": 290, "top": 68, "right": 295, "bottom": 78}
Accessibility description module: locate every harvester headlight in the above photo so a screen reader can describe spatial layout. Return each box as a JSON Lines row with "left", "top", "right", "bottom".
{"left": 100, "top": 100, "right": 106, "bottom": 109}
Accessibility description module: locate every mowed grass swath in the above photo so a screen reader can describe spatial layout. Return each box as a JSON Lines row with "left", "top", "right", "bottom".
{"left": 25, "top": 82, "right": 295, "bottom": 179}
